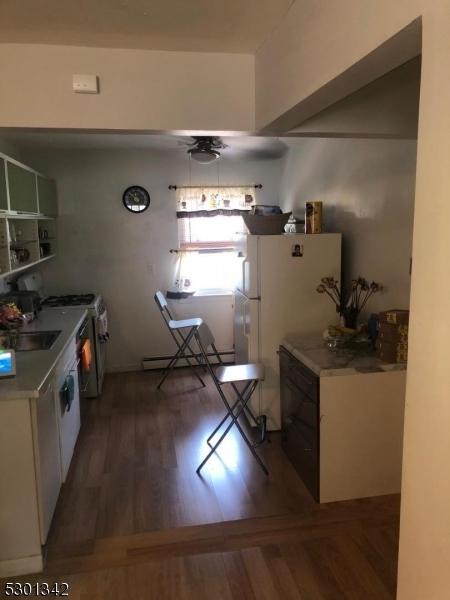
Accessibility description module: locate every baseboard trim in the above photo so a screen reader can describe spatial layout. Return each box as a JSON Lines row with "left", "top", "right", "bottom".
{"left": 142, "top": 351, "right": 234, "bottom": 371}
{"left": 0, "top": 554, "right": 43, "bottom": 578}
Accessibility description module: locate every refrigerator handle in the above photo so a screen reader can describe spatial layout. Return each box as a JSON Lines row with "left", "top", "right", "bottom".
{"left": 241, "top": 258, "right": 246, "bottom": 296}
{"left": 242, "top": 258, "right": 250, "bottom": 297}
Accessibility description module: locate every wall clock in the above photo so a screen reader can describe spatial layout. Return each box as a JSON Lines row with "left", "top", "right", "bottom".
{"left": 122, "top": 186, "right": 150, "bottom": 213}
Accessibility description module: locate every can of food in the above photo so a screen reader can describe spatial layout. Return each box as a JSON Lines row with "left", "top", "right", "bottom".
{"left": 305, "top": 201, "right": 322, "bottom": 234}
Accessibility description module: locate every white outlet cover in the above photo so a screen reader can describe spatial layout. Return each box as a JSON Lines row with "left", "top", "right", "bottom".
{"left": 73, "top": 74, "right": 99, "bottom": 94}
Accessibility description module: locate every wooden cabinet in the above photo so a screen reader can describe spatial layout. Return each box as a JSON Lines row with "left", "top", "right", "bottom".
{"left": 37, "top": 176, "right": 58, "bottom": 217}
{"left": 280, "top": 345, "right": 406, "bottom": 503}
{"left": 32, "top": 377, "right": 62, "bottom": 544}
{"left": 7, "top": 162, "right": 38, "bottom": 214}
{"left": 0, "top": 159, "right": 8, "bottom": 211}
{"left": 279, "top": 347, "right": 320, "bottom": 501}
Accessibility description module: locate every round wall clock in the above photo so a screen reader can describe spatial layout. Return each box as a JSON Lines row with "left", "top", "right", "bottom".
{"left": 122, "top": 186, "right": 150, "bottom": 213}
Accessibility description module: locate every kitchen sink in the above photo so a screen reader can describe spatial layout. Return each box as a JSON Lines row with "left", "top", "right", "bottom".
{"left": 15, "top": 330, "right": 61, "bottom": 352}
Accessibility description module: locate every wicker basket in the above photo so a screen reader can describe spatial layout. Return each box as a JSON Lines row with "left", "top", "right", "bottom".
{"left": 242, "top": 212, "right": 292, "bottom": 235}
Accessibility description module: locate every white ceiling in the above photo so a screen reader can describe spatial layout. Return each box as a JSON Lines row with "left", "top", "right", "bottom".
{"left": 0, "top": 0, "right": 294, "bottom": 54}
{"left": 0, "top": 131, "right": 288, "bottom": 159}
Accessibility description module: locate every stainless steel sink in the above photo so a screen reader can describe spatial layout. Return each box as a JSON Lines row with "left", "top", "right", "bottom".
{"left": 15, "top": 330, "right": 61, "bottom": 352}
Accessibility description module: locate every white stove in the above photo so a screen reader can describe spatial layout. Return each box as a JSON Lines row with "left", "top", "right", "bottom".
{"left": 17, "top": 274, "right": 108, "bottom": 398}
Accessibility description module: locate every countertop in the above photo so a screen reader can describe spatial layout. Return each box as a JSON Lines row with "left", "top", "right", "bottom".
{"left": 0, "top": 308, "right": 87, "bottom": 400}
{"left": 281, "top": 334, "right": 407, "bottom": 377}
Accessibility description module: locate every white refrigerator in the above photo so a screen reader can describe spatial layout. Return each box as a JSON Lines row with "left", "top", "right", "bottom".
{"left": 234, "top": 233, "right": 342, "bottom": 430}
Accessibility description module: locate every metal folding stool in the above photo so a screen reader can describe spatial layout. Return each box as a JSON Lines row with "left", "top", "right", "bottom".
{"left": 154, "top": 290, "right": 206, "bottom": 389}
{"left": 194, "top": 323, "right": 268, "bottom": 476}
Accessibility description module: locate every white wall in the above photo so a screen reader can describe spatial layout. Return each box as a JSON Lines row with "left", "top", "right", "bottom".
{"left": 21, "top": 146, "right": 284, "bottom": 372}
{"left": 0, "top": 43, "right": 254, "bottom": 132}
{"left": 258, "top": 3, "right": 450, "bottom": 594}
{"left": 280, "top": 138, "right": 417, "bottom": 317}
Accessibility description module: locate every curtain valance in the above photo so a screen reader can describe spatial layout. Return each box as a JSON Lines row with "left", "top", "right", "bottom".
{"left": 176, "top": 186, "right": 256, "bottom": 217}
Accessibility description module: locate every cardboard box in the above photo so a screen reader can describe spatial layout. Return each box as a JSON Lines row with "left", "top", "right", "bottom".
{"left": 379, "top": 309, "right": 410, "bottom": 326}
{"left": 376, "top": 339, "right": 408, "bottom": 363}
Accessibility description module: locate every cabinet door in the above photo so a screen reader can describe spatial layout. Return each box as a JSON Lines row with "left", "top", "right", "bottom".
{"left": 0, "top": 159, "right": 8, "bottom": 211}
{"left": 34, "top": 378, "right": 62, "bottom": 543}
{"left": 280, "top": 348, "right": 319, "bottom": 501}
{"left": 58, "top": 358, "right": 81, "bottom": 481}
{"left": 7, "top": 162, "right": 38, "bottom": 213}
{"left": 37, "top": 176, "right": 58, "bottom": 217}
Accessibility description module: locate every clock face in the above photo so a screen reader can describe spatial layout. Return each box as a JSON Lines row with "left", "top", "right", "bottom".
{"left": 122, "top": 186, "right": 150, "bottom": 213}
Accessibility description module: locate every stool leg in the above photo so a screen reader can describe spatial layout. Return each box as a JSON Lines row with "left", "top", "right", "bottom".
{"left": 197, "top": 381, "right": 268, "bottom": 476}
{"left": 206, "top": 385, "right": 260, "bottom": 447}
{"left": 157, "top": 327, "right": 205, "bottom": 389}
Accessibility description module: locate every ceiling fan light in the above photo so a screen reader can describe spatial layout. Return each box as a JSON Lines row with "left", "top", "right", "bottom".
{"left": 188, "top": 147, "right": 220, "bottom": 163}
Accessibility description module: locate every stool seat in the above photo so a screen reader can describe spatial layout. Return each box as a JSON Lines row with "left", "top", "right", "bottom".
{"left": 168, "top": 317, "right": 203, "bottom": 330}
{"left": 216, "top": 363, "right": 264, "bottom": 384}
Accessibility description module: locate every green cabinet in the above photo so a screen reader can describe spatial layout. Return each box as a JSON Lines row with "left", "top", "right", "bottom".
{"left": 7, "top": 162, "right": 38, "bottom": 213}
{"left": 37, "top": 176, "right": 58, "bottom": 217}
{"left": 0, "top": 159, "right": 7, "bottom": 211}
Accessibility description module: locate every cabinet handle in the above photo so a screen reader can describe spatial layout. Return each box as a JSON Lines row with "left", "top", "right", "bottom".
{"left": 286, "top": 378, "right": 315, "bottom": 402}
{"left": 70, "top": 358, "right": 81, "bottom": 372}
{"left": 41, "top": 381, "right": 52, "bottom": 396}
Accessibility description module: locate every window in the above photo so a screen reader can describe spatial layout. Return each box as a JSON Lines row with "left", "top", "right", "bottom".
{"left": 174, "top": 186, "right": 255, "bottom": 292}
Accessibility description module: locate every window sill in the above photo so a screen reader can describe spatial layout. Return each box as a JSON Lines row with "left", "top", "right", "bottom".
{"left": 173, "top": 289, "right": 234, "bottom": 300}
{"left": 194, "top": 289, "right": 234, "bottom": 297}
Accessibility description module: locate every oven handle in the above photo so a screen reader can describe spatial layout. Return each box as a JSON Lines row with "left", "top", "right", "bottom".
{"left": 77, "top": 318, "right": 89, "bottom": 341}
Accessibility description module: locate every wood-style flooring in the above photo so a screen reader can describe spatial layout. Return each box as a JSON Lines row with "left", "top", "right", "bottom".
{"left": 2, "top": 369, "right": 400, "bottom": 599}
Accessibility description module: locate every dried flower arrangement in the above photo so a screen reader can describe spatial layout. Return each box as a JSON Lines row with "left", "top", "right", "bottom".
{"left": 0, "top": 302, "right": 23, "bottom": 329}
{"left": 316, "top": 276, "right": 383, "bottom": 329}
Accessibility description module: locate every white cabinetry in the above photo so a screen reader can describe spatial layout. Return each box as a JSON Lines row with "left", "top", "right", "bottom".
{"left": 0, "top": 331, "right": 81, "bottom": 577}
{"left": 31, "top": 377, "right": 62, "bottom": 544}
{"left": 54, "top": 339, "right": 80, "bottom": 481}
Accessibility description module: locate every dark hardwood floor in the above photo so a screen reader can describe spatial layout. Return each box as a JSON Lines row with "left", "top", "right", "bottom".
{"left": 3, "top": 369, "right": 400, "bottom": 598}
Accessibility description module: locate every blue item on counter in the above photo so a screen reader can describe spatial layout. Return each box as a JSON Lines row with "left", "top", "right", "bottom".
{"left": 367, "top": 313, "right": 379, "bottom": 348}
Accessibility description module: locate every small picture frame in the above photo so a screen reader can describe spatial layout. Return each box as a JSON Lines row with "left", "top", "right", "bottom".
{"left": 291, "top": 243, "right": 303, "bottom": 257}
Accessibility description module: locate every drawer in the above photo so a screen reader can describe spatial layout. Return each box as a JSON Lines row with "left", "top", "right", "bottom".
{"left": 283, "top": 376, "right": 318, "bottom": 431}
{"left": 282, "top": 423, "right": 319, "bottom": 501}
{"left": 279, "top": 346, "right": 318, "bottom": 402}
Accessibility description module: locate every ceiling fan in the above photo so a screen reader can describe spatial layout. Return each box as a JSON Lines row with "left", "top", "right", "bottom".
{"left": 184, "top": 136, "right": 227, "bottom": 163}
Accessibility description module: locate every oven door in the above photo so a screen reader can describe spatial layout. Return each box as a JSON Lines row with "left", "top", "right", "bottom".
{"left": 76, "top": 318, "right": 92, "bottom": 396}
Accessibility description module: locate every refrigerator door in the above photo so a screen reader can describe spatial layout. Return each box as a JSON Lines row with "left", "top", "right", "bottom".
{"left": 257, "top": 233, "right": 342, "bottom": 430}
{"left": 233, "top": 290, "right": 260, "bottom": 365}
{"left": 235, "top": 234, "right": 259, "bottom": 298}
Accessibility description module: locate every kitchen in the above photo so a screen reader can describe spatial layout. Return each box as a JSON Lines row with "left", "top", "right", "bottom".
{"left": 0, "top": 2, "right": 448, "bottom": 596}
{"left": 0, "top": 92, "right": 417, "bottom": 592}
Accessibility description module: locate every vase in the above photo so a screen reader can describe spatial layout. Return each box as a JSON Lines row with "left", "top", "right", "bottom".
{"left": 342, "top": 308, "right": 359, "bottom": 330}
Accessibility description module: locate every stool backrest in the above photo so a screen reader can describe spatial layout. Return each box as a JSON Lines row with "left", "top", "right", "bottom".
{"left": 154, "top": 290, "right": 175, "bottom": 325}
{"left": 197, "top": 322, "right": 215, "bottom": 352}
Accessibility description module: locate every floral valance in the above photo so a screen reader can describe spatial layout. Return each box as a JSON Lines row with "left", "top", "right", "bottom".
{"left": 176, "top": 186, "right": 256, "bottom": 217}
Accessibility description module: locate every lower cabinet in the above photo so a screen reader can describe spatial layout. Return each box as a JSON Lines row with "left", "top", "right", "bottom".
{"left": 32, "top": 376, "right": 62, "bottom": 544}
{"left": 279, "top": 345, "right": 407, "bottom": 503}
{"left": 279, "top": 346, "right": 320, "bottom": 501}
{"left": 0, "top": 334, "right": 81, "bottom": 577}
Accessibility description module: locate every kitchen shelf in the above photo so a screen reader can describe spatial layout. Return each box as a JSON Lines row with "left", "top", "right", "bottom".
{"left": 0, "top": 254, "right": 55, "bottom": 279}
{"left": 10, "top": 240, "right": 38, "bottom": 244}
{"left": 0, "top": 152, "right": 58, "bottom": 280}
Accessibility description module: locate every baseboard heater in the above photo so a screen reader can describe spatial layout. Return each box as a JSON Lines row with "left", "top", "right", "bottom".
{"left": 142, "top": 350, "right": 235, "bottom": 370}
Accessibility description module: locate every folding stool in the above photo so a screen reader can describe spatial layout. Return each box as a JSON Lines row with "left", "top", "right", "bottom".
{"left": 154, "top": 290, "right": 205, "bottom": 389}
{"left": 194, "top": 323, "right": 268, "bottom": 476}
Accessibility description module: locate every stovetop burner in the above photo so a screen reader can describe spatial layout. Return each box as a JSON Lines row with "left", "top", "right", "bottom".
{"left": 42, "top": 294, "right": 96, "bottom": 307}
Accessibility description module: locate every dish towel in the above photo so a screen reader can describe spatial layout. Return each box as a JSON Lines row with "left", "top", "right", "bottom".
{"left": 60, "top": 374, "right": 75, "bottom": 412}
{"left": 81, "top": 339, "right": 92, "bottom": 373}
{"left": 97, "top": 309, "right": 110, "bottom": 343}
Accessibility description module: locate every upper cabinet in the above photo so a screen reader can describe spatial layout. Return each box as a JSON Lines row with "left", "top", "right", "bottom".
{"left": 0, "top": 159, "right": 8, "bottom": 211}
{"left": 37, "top": 176, "right": 58, "bottom": 217}
{"left": 0, "top": 153, "right": 58, "bottom": 278}
{"left": 8, "top": 162, "right": 38, "bottom": 214}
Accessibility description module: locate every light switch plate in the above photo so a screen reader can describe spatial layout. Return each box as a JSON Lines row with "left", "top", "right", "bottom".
{"left": 72, "top": 74, "right": 99, "bottom": 94}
